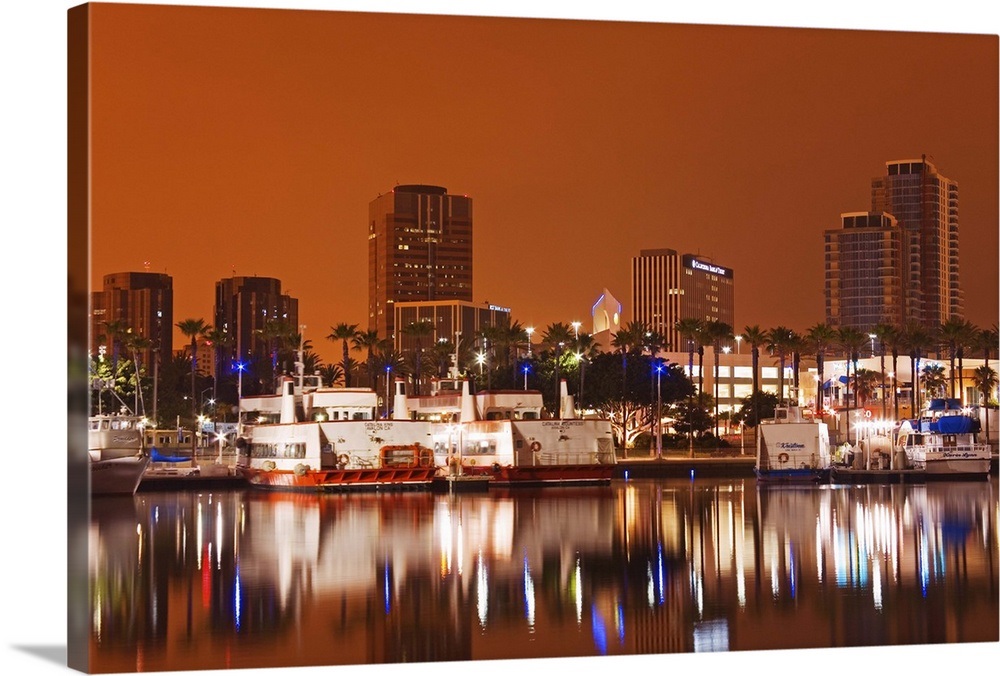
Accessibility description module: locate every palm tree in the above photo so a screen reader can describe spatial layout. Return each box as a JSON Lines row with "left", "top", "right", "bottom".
{"left": 319, "top": 363, "right": 344, "bottom": 388}
{"left": 973, "top": 364, "right": 997, "bottom": 448}
{"left": 741, "top": 325, "right": 768, "bottom": 449}
{"left": 765, "top": 326, "right": 796, "bottom": 403}
{"left": 900, "top": 321, "right": 936, "bottom": 416}
{"left": 202, "top": 326, "right": 232, "bottom": 410}
{"left": 705, "top": 320, "right": 733, "bottom": 437}
{"left": 102, "top": 319, "right": 130, "bottom": 384}
{"left": 675, "top": 318, "right": 704, "bottom": 398}
{"left": 352, "top": 329, "right": 381, "bottom": 387}
{"left": 921, "top": 363, "right": 947, "bottom": 400}
{"left": 871, "top": 323, "right": 897, "bottom": 418}
{"left": 939, "top": 318, "right": 977, "bottom": 403}
{"left": 852, "top": 368, "right": 881, "bottom": 407}
{"left": 837, "top": 326, "right": 867, "bottom": 444}
{"left": 124, "top": 331, "right": 152, "bottom": 418}
{"left": 176, "top": 318, "right": 209, "bottom": 439}
{"left": 400, "top": 320, "right": 435, "bottom": 396}
{"left": 326, "top": 323, "right": 360, "bottom": 387}
{"left": 805, "top": 322, "right": 838, "bottom": 417}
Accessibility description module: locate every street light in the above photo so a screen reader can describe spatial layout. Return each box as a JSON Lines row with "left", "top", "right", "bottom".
{"left": 526, "top": 327, "right": 535, "bottom": 355}
{"left": 734, "top": 335, "right": 742, "bottom": 354}
{"left": 523, "top": 363, "right": 530, "bottom": 391}
{"left": 235, "top": 361, "right": 246, "bottom": 400}
{"left": 869, "top": 333, "right": 876, "bottom": 358}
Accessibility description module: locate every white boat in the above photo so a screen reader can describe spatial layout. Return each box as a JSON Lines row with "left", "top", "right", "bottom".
{"left": 896, "top": 398, "right": 991, "bottom": 478}
{"left": 88, "top": 414, "right": 150, "bottom": 495}
{"left": 235, "top": 375, "right": 439, "bottom": 491}
{"left": 755, "top": 399, "right": 832, "bottom": 483}
{"left": 406, "top": 377, "right": 617, "bottom": 486}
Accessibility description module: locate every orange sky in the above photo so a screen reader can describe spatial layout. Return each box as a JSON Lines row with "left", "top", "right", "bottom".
{"left": 87, "top": 2, "right": 999, "bottom": 363}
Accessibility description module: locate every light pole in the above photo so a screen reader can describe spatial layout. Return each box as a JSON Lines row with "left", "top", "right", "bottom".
{"left": 555, "top": 341, "right": 564, "bottom": 418}
{"left": 722, "top": 346, "right": 731, "bottom": 437}
{"left": 735, "top": 335, "right": 742, "bottom": 355}
{"left": 655, "top": 361, "right": 663, "bottom": 460}
{"left": 869, "top": 333, "right": 876, "bottom": 358}
{"left": 384, "top": 365, "right": 392, "bottom": 419}
{"left": 235, "top": 361, "right": 245, "bottom": 400}
{"left": 523, "top": 364, "right": 530, "bottom": 390}
{"left": 576, "top": 351, "right": 584, "bottom": 415}
{"left": 526, "top": 327, "right": 534, "bottom": 355}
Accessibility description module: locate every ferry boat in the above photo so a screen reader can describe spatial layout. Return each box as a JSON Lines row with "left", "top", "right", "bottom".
{"left": 407, "top": 377, "right": 617, "bottom": 486}
{"left": 755, "top": 398, "right": 832, "bottom": 484}
{"left": 235, "top": 374, "right": 438, "bottom": 491}
{"left": 896, "top": 398, "right": 991, "bottom": 479}
{"left": 88, "top": 414, "right": 150, "bottom": 495}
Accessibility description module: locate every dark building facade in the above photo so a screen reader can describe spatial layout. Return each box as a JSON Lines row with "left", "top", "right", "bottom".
{"left": 393, "top": 300, "right": 511, "bottom": 355}
{"left": 214, "top": 276, "right": 298, "bottom": 377}
{"left": 631, "top": 249, "right": 735, "bottom": 351}
{"left": 368, "top": 185, "right": 473, "bottom": 340}
{"left": 824, "top": 212, "right": 905, "bottom": 330}
{"left": 90, "top": 271, "right": 173, "bottom": 374}
{"left": 826, "top": 157, "right": 963, "bottom": 330}
{"left": 870, "top": 157, "right": 963, "bottom": 327}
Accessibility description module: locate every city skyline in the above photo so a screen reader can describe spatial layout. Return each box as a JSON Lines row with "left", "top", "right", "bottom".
{"left": 86, "top": 4, "right": 998, "bottom": 366}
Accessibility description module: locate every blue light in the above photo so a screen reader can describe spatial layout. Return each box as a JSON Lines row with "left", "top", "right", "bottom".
{"left": 690, "top": 469, "right": 695, "bottom": 480}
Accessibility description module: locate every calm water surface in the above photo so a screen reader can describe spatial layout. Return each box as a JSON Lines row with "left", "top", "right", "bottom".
{"left": 88, "top": 477, "right": 999, "bottom": 673}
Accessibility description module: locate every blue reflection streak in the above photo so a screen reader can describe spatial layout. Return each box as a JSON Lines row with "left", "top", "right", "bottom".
{"left": 657, "top": 544, "right": 665, "bottom": 605}
{"left": 789, "top": 546, "right": 796, "bottom": 599}
{"left": 591, "top": 604, "right": 607, "bottom": 654}
{"left": 384, "top": 561, "right": 391, "bottom": 614}
{"left": 616, "top": 603, "right": 625, "bottom": 644}
{"left": 234, "top": 563, "right": 242, "bottom": 632}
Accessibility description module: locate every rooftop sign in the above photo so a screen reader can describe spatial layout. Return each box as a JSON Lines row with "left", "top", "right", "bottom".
{"left": 683, "top": 254, "right": 732, "bottom": 278}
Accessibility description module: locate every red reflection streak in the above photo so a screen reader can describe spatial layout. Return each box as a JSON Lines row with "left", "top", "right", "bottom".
{"left": 202, "top": 545, "right": 211, "bottom": 608}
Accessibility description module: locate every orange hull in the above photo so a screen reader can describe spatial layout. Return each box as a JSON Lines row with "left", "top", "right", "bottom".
{"left": 239, "top": 466, "right": 438, "bottom": 491}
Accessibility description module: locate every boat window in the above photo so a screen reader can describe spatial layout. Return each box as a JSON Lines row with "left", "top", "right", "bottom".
{"left": 522, "top": 412, "right": 538, "bottom": 420}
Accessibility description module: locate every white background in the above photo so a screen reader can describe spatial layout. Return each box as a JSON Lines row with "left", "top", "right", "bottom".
{"left": 2, "top": 1, "right": 997, "bottom": 674}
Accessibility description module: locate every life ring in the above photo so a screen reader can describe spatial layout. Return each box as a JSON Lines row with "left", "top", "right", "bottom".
{"left": 419, "top": 448, "right": 433, "bottom": 468}
{"left": 529, "top": 441, "right": 542, "bottom": 453}
{"left": 261, "top": 460, "right": 276, "bottom": 471}
{"left": 337, "top": 453, "right": 350, "bottom": 467}
{"left": 864, "top": 410, "right": 872, "bottom": 418}
{"left": 777, "top": 452, "right": 789, "bottom": 464}
{"left": 294, "top": 463, "right": 310, "bottom": 477}
{"left": 469, "top": 458, "right": 477, "bottom": 466}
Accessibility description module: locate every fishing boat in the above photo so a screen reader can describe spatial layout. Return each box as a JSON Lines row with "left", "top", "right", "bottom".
{"left": 235, "top": 374, "right": 439, "bottom": 491}
{"left": 88, "top": 414, "right": 150, "bottom": 495}
{"left": 407, "top": 377, "right": 617, "bottom": 487}
{"left": 896, "top": 398, "right": 991, "bottom": 479}
{"left": 755, "top": 398, "right": 832, "bottom": 484}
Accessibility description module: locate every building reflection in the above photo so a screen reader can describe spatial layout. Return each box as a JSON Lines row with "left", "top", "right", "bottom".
{"left": 88, "top": 479, "right": 998, "bottom": 672}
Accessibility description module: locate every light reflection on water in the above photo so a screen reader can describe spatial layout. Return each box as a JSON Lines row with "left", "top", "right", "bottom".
{"left": 88, "top": 478, "right": 999, "bottom": 673}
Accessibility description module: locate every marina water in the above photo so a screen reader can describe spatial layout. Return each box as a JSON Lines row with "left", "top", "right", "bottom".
{"left": 88, "top": 477, "right": 999, "bottom": 672}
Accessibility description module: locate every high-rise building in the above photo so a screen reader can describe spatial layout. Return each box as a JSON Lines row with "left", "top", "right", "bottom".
{"left": 214, "top": 276, "right": 298, "bottom": 376}
{"left": 394, "top": 300, "right": 511, "bottom": 355}
{"left": 827, "top": 157, "right": 963, "bottom": 330}
{"left": 824, "top": 212, "right": 905, "bottom": 330}
{"left": 90, "top": 271, "right": 173, "bottom": 373}
{"left": 873, "top": 157, "right": 963, "bottom": 326}
{"left": 368, "top": 185, "right": 473, "bottom": 340}
{"left": 631, "top": 249, "right": 735, "bottom": 351}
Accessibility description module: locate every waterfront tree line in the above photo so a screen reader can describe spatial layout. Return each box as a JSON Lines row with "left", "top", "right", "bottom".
{"left": 90, "top": 316, "right": 999, "bottom": 451}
